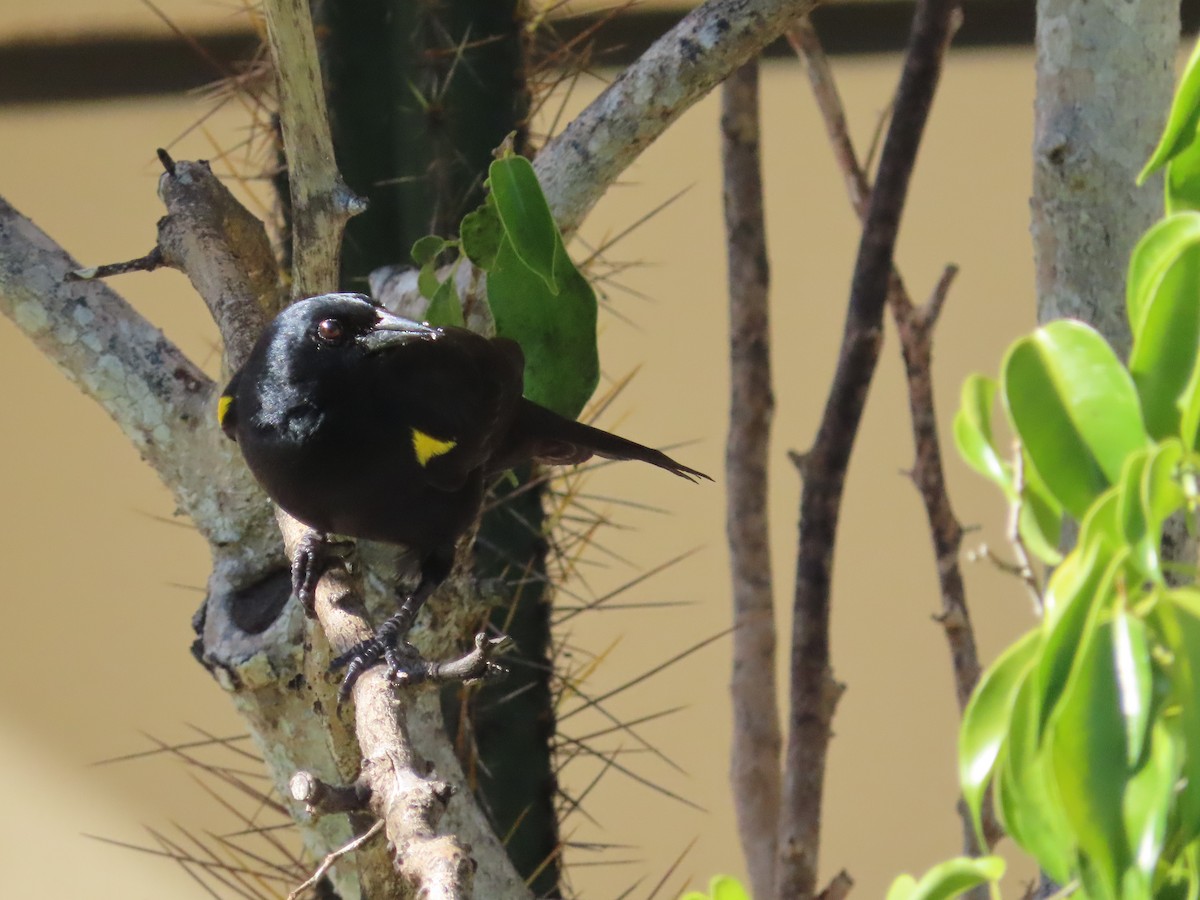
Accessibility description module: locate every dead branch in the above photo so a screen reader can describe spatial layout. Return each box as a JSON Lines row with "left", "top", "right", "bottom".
{"left": 154, "top": 151, "right": 282, "bottom": 369}
{"left": 288, "top": 820, "right": 384, "bottom": 900}
{"left": 0, "top": 196, "right": 275, "bottom": 555}
{"left": 777, "top": 1, "right": 963, "bottom": 897}
{"left": 721, "top": 57, "right": 781, "bottom": 900}
{"left": 789, "top": 17, "right": 992, "bottom": 855}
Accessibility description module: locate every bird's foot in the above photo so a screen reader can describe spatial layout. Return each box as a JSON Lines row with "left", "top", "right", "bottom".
{"left": 331, "top": 618, "right": 512, "bottom": 705}
{"left": 331, "top": 611, "right": 414, "bottom": 703}
{"left": 291, "top": 532, "right": 355, "bottom": 616}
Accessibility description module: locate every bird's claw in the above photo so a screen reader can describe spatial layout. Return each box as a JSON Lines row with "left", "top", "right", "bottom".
{"left": 331, "top": 617, "right": 513, "bottom": 705}
{"left": 291, "top": 532, "right": 355, "bottom": 615}
{"left": 331, "top": 610, "right": 414, "bottom": 703}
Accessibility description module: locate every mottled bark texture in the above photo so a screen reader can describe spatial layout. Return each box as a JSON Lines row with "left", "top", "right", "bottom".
{"left": 1032, "top": 0, "right": 1177, "bottom": 350}
{"left": 721, "top": 58, "right": 781, "bottom": 900}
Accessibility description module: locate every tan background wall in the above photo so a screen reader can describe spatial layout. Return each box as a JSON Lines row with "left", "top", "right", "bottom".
{"left": 0, "top": 3, "right": 1050, "bottom": 897}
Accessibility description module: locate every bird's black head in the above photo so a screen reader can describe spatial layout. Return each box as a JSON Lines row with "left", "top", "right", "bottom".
{"left": 270, "top": 293, "right": 439, "bottom": 356}
{"left": 247, "top": 293, "right": 441, "bottom": 403}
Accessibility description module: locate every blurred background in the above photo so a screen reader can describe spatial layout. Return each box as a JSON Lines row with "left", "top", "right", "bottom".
{"left": 0, "top": 1, "right": 1055, "bottom": 896}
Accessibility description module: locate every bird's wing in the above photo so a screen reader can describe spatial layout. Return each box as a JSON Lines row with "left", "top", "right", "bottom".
{"left": 377, "top": 331, "right": 526, "bottom": 491}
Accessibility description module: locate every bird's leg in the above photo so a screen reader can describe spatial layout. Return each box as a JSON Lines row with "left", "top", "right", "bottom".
{"left": 291, "top": 531, "right": 355, "bottom": 616}
{"left": 331, "top": 548, "right": 453, "bottom": 702}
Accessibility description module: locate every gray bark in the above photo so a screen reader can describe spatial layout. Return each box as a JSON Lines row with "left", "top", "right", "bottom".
{"left": 1032, "top": 0, "right": 1178, "bottom": 348}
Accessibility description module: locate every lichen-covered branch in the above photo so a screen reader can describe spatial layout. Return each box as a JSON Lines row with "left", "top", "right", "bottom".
{"left": 0, "top": 196, "right": 267, "bottom": 552}
{"left": 536, "top": 0, "right": 814, "bottom": 234}
{"left": 778, "top": 1, "right": 961, "bottom": 897}
{"left": 721, "top": 58, "right": 781, "bottom": 900}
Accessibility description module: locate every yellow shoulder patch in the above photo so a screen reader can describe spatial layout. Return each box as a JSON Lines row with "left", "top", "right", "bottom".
{"left": 217, "top": 394, "right": 234, "bottom": 427}
{"left": 412, "top": 428, "right": 457, "bottom": 466}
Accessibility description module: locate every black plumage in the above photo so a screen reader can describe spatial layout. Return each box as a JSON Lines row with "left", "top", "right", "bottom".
{"left": 220, "top": 292, "right": 708, "bottom": 697}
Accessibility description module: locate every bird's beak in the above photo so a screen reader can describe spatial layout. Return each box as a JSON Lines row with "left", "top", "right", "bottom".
{"left": 361, "top": 309, "right": 440, "bottom": 353}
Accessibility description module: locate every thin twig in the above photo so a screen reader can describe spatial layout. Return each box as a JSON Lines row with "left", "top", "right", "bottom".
{"left": 1007, "top": 448, "right": 1044, "bottom": 613}
{"left": 286, "top": 820, "right": 384, "bottom": 900}
{"left": 67, "top": 247, "right": 164, "bottom": 281}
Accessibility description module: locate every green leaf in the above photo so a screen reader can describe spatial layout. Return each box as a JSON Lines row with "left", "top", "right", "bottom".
{"left": 1123, "top": 719, "right": 1178, "bottom": 885}
{"left": 418, "top": 261, "right": 440, "bottom": 301}
{"left": 489, "top": 155, "right": 560, "bottom": 293}
{"left": 1141, "top": 37, "right": 1200, "bottom": 182}
{"left": 954, "top": 374, "right": 1013, "bottom": 493}
{"left": 1180, "top": 354, "right": 1200, "bottom": 451}
{"left": 1160, "top": 589, "right": 1200, "bottom": 843}
{"left": 951, "top": 376, "right": 1063, "bottom": 562}
{"left": 1156, "top": 842, "right": 1200, "bottom": 900}
{"left": 424, "top": 270, "right": 464, "bottom": 328}
{"left": 959, "top": 629, "right": 1040, "bottom": 846}
{"left": 1118, "top": 441, "right": 1186, "bottom": 581}
{"left": 886, "top": 874, "right": 918, "bottom": 900}
{"left": 708, "top": 875, "right": 750, "bottom": 900}
{"left": 411, "top": 234, "right": 447, "bottom": 268}
{"left": 1127, "top": 213, "right": 1200, "bottom": 336}
{"left": 487, "top": 235, "right": 598, "bottom": 419}
{"left": 905, "top": 856, "right": 1006, "bottom": 900}
{"left": 678, "top": 876, "right": 749, "bottom": 900}
{"left": 1051, "top": 620, "right": 1132, "bottom": 899}
{"left": 461, "top": 196, "right": 503, "bottom": 271}
{"left": 1077, "top": 487, "right": 1122, "bottom": 562}
{"left": 1037, "top": 543, "right": 1125, "bottom": 737}
{"left": 1126, "top": 214, "right": 1200, "bottom": 439}
{"left": 1117, "top": 450, "right": 1156, "bottom": 580}
{"left": 1166, "top": 138, "right": 1200, "bottom": 214}
{"left": 1019, "top": 457, "right": 1066, "bottom": 565}
{"left": 1144, "top": 439, "right": 1186, "bottom": 528}
{"left": 1112, "top": 605, "right": 1153, "bottom": 767}
{"left": 996, "top": 671, "right": 1075, "bottom": 883}
{"left": 1002, "top": 320, "right": 1149, "bottom": 518}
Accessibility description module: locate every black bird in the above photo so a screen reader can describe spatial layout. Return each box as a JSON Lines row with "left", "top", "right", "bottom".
{"left": 219, "top": 292, "right": 709, "bottom": 698}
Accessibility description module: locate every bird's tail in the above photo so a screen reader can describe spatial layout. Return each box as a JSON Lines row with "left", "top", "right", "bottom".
{"left": 504, "top": 400, "right": 711, "bottom": 482}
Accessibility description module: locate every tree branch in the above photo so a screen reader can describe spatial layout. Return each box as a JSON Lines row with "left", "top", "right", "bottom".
{"left": 536, "top": 0, "right": 815, "bottom": 234}
{"left": 778, "top": 2, "right": 961, "bottom": 897}
{"left": 721, "top": 57, "right": 781, "bottom": 900}
{"left": 0, "top": 195, "right": 272, "bottom": 554}
{"left": 788, "top": 14, "right": 979, "bottom": 716}
{"left": 154, "top": 151, "right": 282, "bottom": 370}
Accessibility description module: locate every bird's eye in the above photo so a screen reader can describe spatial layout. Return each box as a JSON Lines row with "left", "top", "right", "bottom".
{"left": 316, "top": 319, "right": 345, "bottom": 344}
